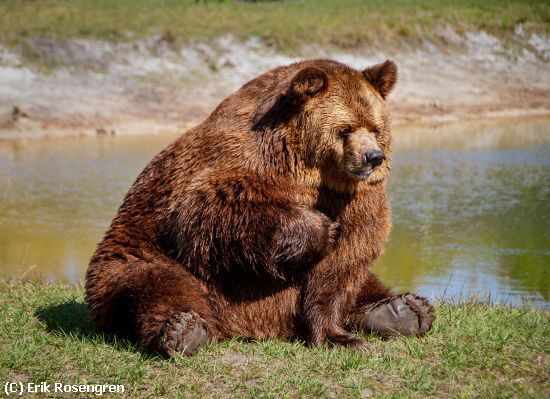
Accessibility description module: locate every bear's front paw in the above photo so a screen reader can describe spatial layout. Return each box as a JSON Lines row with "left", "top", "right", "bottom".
{"left": 327, "top": 222, "right": 342, "bottom": 244}
{"left": 308, "top": 212, "right": 341, "bottom": 257}
{"left": 310, "top": 328, "right": 369, "bottom": 352}
{"left": 361, "top": 294, "right": 435, "bottom": 338}
{"left": 326, "top": 332, "right": 369, "bottom": 352}
{"left": 157, "top": 311, "right": 211, "bottom": 357}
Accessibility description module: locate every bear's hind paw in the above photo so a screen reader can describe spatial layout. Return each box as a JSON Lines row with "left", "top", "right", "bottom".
{"left": 361, "top": 294, "right": 435, "bottom": 338}
{"left": 157, "top": 311, "right": 211, "bottom": 357}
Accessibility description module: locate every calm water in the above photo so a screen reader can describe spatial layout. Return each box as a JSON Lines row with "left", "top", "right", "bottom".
{"left": 1, "top": 117, "right": 549, "bottom": 307}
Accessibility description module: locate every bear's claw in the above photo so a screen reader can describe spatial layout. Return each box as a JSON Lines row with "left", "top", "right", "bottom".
{"left": 327, "top": 333, "right": 370, "bottom": 353}
{"left": 157, "top": 311, "right": 211, "bottom": 357}
{"left": 361, "top": 293, "right": 435, "bottom": 337}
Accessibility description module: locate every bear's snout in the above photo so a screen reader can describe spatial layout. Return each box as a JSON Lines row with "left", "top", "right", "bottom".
{"left": 363, "top": 150, "right": 385, "bottom": 167}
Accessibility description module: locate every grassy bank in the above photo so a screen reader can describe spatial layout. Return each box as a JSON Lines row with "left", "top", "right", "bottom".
{"left": 0, "top": 281, "right": 548, "bottom": 398}
{"left": 0, "top": 0, "right": 549, "bottom": 51}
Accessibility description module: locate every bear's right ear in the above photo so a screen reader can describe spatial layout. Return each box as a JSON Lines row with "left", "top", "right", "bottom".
{"left": 289, "top": 66, "right": 328, "bottom": 102}
{"left": 252, "top": 67, "right": 328, "bottom": 130}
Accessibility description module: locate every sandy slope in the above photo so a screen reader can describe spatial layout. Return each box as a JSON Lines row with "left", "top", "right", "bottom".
{"left": 1, "top": 31, "right": 549, "bottom": 139}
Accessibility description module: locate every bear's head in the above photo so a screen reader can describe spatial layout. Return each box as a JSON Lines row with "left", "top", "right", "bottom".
{"left": 252, "top": 59, "right": 397, "bottom": 191}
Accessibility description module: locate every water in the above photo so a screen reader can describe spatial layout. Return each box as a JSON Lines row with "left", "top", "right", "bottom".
{"left": 1, "top": 117, "right": 549, "bottom": 308}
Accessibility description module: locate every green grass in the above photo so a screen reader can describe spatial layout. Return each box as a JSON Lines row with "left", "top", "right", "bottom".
{"left": 0, "top": 0, "right": 549, "bottom": 51}
{"left": 0, "top": 280, "right": 548, "bottom": 398}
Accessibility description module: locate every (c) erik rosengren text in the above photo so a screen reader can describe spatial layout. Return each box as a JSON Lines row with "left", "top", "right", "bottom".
{"left": 4, "top": 382, "right": 125, "bottom": 396}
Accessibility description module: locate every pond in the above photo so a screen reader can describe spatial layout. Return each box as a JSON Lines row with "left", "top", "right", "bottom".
{"left": 1, "top": 117, "right": 549, "bottom": 308}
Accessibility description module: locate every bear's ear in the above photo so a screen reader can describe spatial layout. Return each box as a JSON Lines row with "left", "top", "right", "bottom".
{"left": 362, "top": 60, "right": 398, "bottom": 99}
{"left": 251, "top": 66, "right": 328, "bottom": 130}
{"left": 290, "top": 66, "right": 328, "bottom": 102}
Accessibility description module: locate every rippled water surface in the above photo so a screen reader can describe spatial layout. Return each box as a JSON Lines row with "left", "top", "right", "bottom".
{"left": 1, "top": 117, "right": 549, "bottom": 307}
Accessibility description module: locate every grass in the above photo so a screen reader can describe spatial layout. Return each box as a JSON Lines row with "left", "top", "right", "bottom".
{"left": 0, "top": 280, "right": 548, "bottom": 398}
{"left": 0, "top": 0, "right": 549, "bottom": 51}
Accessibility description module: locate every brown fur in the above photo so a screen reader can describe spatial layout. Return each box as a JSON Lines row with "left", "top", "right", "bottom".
{"left": 85, "top": 59, "right": 406, "bottom": 351}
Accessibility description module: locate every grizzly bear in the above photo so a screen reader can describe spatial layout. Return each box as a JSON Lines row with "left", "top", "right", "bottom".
{"left": 85, "top": 59, "right": 434, "bottom": 356}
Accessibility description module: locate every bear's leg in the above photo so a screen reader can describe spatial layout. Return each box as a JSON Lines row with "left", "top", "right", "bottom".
{"left": 85, "top": 255, "right": 218, "bottom": 357}
{"left": 302, "top": 260, "right": 371, "bottom": 351}
{"left": 346, "top": 271, "right": 435, "bottom": 337}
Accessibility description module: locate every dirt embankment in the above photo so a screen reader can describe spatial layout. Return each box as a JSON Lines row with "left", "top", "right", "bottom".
{"left": 1, "top": 30, "right": 549, "bottom": 139}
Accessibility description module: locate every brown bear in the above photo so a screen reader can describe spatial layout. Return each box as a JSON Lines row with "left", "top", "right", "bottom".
{"left": 85, "top": 59, "right": 434, "bottom": 356}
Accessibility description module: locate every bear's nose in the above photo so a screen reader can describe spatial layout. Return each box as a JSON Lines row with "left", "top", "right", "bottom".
{"left": 364, "top": 150, "right": 385, "bottom": 167}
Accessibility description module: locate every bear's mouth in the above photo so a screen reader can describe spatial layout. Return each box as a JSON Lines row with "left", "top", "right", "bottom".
{"left": 348, "top": 164, "right": 378, "bottom": 181}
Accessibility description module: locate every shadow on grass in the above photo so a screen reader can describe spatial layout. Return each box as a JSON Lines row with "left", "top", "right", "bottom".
{"left": 35, "top": 301, "right": 93, "bottom": 337}
{"left": 34, "top": 301, "right": 156, "bottom": 357}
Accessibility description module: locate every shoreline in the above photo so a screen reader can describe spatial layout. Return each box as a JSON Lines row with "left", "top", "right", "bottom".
{"left": 1, "top": 107, "right": 549, "bottom": 142}
{"left": 1, "top": 34, "right": 549, "bottom": 141}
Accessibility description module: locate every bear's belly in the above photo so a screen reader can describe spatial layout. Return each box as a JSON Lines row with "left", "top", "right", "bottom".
{"left": 208, "top": 282, "right": 302, "bottom": 339}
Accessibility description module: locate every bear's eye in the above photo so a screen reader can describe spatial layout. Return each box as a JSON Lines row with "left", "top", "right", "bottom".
{"left": 339, "top": 127, "right": 353, "bottom": 138}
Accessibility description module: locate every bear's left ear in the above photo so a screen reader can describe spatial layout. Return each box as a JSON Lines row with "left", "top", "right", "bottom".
{"left": 363, "top": 60, "right": 398, "bottom": 99}
{"left": 290, "top": 66, "right": 328, "bottom": 102}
